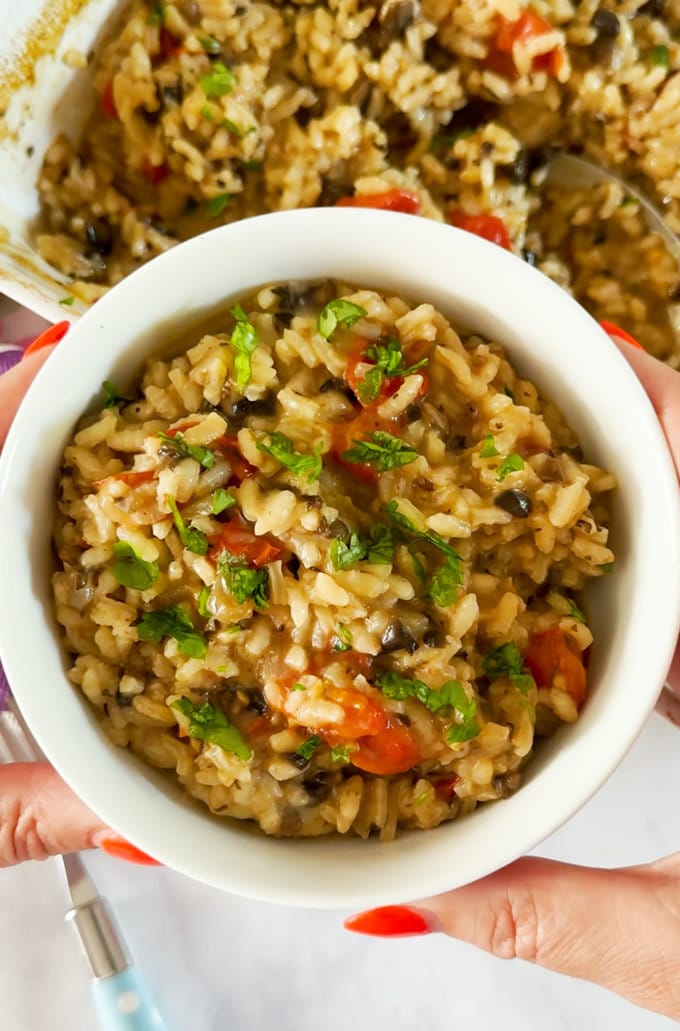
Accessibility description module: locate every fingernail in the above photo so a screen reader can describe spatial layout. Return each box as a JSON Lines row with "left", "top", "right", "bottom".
{"left": 93, "top": 831, "right": 161, "bottom": 866}
{"left": 599, "top": 320, "right": 646, "bottom": 352}
{"left": 344, "top": 905, "right": 439, "bottom": 937}
{"left": 21, "top": 320, "right": 70, "bottom": 361}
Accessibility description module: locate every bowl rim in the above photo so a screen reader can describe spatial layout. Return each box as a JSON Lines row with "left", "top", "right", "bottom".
{"left": 1, "top": 208, "right": 679, "bottom": 908}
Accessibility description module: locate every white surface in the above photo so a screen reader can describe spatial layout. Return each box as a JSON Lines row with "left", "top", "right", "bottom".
{"left": 1, "top": 208, "right": 680, "bottom": 907}
{"left": 1, "top": 711, "right": 679, "bottom": 1031}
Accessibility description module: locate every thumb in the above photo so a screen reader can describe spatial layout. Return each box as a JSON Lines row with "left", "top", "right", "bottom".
{"left": 0, "top": 762, "right": 107, "bottom": 865}
{"left": 418, "top": 855, "right": 680, "bottom": 1020}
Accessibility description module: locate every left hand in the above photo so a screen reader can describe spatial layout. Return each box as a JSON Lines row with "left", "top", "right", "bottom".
{"left": 0, "top": 349, "right": 108, "bottom": 864}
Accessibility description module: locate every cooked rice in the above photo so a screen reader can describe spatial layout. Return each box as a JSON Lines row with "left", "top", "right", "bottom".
{"left": 52, "top": 281, "right": 615, "bottom": 838}
{"left": 34, "top": 0, "right": 680, "bottom": 361}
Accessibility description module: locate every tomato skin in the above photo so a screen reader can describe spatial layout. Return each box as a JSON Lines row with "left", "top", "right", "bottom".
{"left": 525, "top": 628, "right": 587, "bottom": 710}
{"left": 164, "top": 420, "right": 199, "bottom": 438}
{"left": 433, "top": 775, "right": 459, "bottom": 803}
{"left": 336, "top": 188, "right": 421, "bottom": 215}
{"left": 100, "top": 80, "right": 117, "bottom": 119}
{"left": 353, "top": 721, "right": 421, "bottom": 775}
{"left": 159, "top": 26, "right": 184, "bottom": 59}
{"left": 213, "top": 435, "right": 258, "bottom": 483}
{"left": 448, "top": 211, "right": 512, "bottom": 250}
{"left": 208, "top": 520, "right": 284, "bottom": 568}
{"left": 322, "top": 687, "right": 389, "bottom": 741}
{"left": 488, "top": 10, "right": 564, "bottom": 78}
{"left": 142, "top": 159, "right": 170, "bottom": 185}
{"left": 94, "top": 469, "right": 156, "bottom": 489}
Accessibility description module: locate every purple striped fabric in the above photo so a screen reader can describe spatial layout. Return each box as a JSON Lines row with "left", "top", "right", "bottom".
{"left": 0, "top": 345, "right": 24, "bottom": 708}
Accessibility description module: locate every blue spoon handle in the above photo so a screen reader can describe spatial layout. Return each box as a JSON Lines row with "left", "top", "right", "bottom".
{"left": 91, "top": 967, "right": 169, "bottom": 1031}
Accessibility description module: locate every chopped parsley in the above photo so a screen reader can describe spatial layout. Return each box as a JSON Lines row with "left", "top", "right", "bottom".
{"left": 568, "top": 599, "right": 585, "bottom": 623}
{"left": 158, "top": 431, "right": 215, "bottom": 469}
{"left": 147, "top": 0, "right": 165, "bottom": 25}
{"left": 649, "top": 44, "right": 669, "bottom": 67}
{"left": 482, "top": 642, "right": 535, "bottom": 695}
{"left": 137, "top": 606, "right": 207, "bottom": 659}
{"left": 111, "top": 541, "right": 158, "bottom": 590}
{"left": 205, "top": 192, "right": 231, "bottom": 217}
{"left": 201, "top": 104, "right": 215, "bottom": 120}
{"left": 211, "top": 488, "right": 236, "bottom": 515}
{"left": 330, "top": 525, "right": 394, "bottom": 571}
{"left": 171, "top": 698, "right": 251, "bottom": 761}
{"left": 384, "top": 500, "right": 464, "bottom": 604}
{"left": 377, "top": 670, "right": 467, "bottom": 714}
{"left": 59, "top": 296, "right": 75, "bottom": 306}
{"left": 317, "top": 298, "right": 367, "bottom": 339}
{"left": 331, "top": 623, "right": 353, "bottom": 652}
{"left": 295, "top": 734, "right": 321, "bottom": 760}
{"left": 429, "top": 557, "right": 464, "bottom": 607}
{"left": 218, "top": 552, "right": 269, "bottom": 609}
{"left": 479, "top": 433, "right": 499, "bottom": 458}
{"left": 342, "top": 431, "right": 418, "bottom": 472}
{"left": 497, "top": 453, "right": 525, "bottom": 481}
{"left": 357, "top": 337, "right": 428, "bottom": 403}
{"left": 199, "top": 35, "right": 221, "bottom": 54}
{"left": 102, "top": 380, "right": 133, "bottom": 409}
{"left": 429, "top": 127, "right": 474, "bottom": 151}
{"left": 291, "top": 683, "right": 307, "bottom": 691}
{"left": 197, "top": 585, "right": 211, "bottom": 618}
{"left": 257, "top": 431, "right": 323, "bottom": 482}
{"left": 200, "top": 62, "right": 237, "bottom": 98}
{"left": 166, "top": 495, "right": 208, "bottom": 555}
{"left": 222, "top": 119, "right": 255, "bottom": 137}
{"left": 229, "top": 303, "right": 259, "bottom": 390}
{"left": 599, "top": 561, "right": 613, "bottom": 574}
{"left": 329, "top": 743, "right": 357, "bottom": 764}
{"left": 242, "top": 159, "right": 263, "bottom": 172}
{"left": 620, "top": 194, "right": 638, "bottom": 208}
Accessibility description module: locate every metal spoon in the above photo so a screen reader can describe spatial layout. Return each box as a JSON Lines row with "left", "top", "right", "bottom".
{"left": 544, "top": 152, "right": 680, "bottom": 266}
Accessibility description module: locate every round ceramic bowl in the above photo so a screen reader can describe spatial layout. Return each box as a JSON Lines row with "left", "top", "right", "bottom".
{"left": 0, "top": 209, "right": 679, "bottom": 909}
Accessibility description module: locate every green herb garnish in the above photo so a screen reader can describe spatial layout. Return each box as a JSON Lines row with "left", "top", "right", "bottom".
{"left": 200, "top": 62, "right": 237, "bottom": 97}
{"left": 295, "top": 734, "right": 321, "bottom": 760}
{"left": 356, "top": 337, "right": 428, "bottom": 403}
{"left": 497, "top": 453, "right": 525, "bottom": 481}
{"left": 482, "top": 642, "right": 535, "bottom": 695}
{"left": 111, "top": 541, "right": 158, "bottom": 590}
{"left": 376, "top": 670, "right": 466, "bottom": 713}
{"left": 429, "top": 557, "right": 464, "bottom": 606}
{"left": 137, "top": 606, "right": 207, "bottom": 658}
{"left": 257, "top": 431, "right": 323, "bottom": 482}
{"left": 330, "top": 525, "right": 394, "bottom": 571}
{"left": 342, "top": 431, "right": 418, "bottom": 473}
{"left": 428, "top": 127, "right": 474, "bottom": 152}
{"left": 384, "top": 500, "right": 464, "bottom": 602}
{"left": 599, "top": 561, "right": 613, "bottom": 574}
{"left": 171, "top": 698, "right": 251, "bottom": 761}
{"left": 649, "top": 44, "right": 669, "bottom": 67}
{"left": 206, "top": 192, "right": 231, "bottom": 217}
{"left": 102, "top": 380, "right": 133, "bottom": 409}
{"left": 317, "top": 299, "right": 367, "bottom": 339}
{"left": 147, "top": 0, "right": 165, "bottom": 25}
{"left": 242, "top": 159, "right": 263, "bottom": 172}
{"left": 59, "top": 296, "right": 75, "bottom": 306}
{"left": 620, "top": 194, "right": 638, "bottom": 208}
{"left": 158, "top": 431, "right": 215, "bottom": 469}
{"left": 222, "top": 119, "right": 255, "bottom": 137}
{"left": 384, "top": 501, "right": 461, "bottom": 565}
{"left": 229, "top": 303, "right": 259, "bottom": 390}
{"left": 479, "top": 433, "right": 499, "bottom": 458}
{"left": 166, "top": 495, "right": 208, "bottom": 555}
{"left": 197, "top": 585, "right": 211, "bottom": 618}
{"left": 332, "top": 623, "right": 353, "bottom": 652}
{"left": 211, "top": 488, "right": 236, "bottom": 515}
{"left": 568, "top": 599, "right": 585, "bottom": 623}
{"left": 329, "top": 743, "right": 357, "bottom": 764}
{"left": 199, "top": 35, "right": 221, "bottom": 54}
{"left": 201, "top": 104, "right": 215, "bottom": 121}
{"left": 218, "top": 552, "right": 269, "bottom": 609}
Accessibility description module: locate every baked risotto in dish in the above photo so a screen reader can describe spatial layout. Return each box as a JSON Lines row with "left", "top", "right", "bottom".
{"left": 53, "top": 282, "right": 615, "bottom": 839}
{"left": 35, "top": 0, "right": 680, "bottom": 361}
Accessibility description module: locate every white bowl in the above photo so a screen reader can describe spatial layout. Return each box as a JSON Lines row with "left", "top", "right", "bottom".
{"left": 1, "top": 209, "right": 678, "bottom": 908}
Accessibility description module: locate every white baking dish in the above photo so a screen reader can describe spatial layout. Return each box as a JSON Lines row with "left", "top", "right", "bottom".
{"left": 0, "top": 0, "right": 124, "bottom": 323}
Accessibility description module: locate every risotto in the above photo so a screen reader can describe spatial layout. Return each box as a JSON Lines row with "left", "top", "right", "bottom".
{"left": 35, "top": 0, "right": 680, "bottom": 362}
{"left": 52, "top": 282, "right": 615, "bottom": 839}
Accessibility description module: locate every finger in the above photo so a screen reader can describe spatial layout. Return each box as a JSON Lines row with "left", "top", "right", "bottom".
{"left": 415, "top": 856, "right": 680, "bottom": 1020}
{"left": 0, "top": 346, "right": 55, "bottom": 449}
{"left": 610, "top": 337, "right": 680, "bottom": 478}
{"left": 0, "top": 762, "right": 107, "bottom": 864}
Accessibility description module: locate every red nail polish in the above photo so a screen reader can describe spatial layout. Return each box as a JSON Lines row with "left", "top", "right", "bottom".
{"left": 599, "top": 320, "right": 645, "bottom": 352}
{"left": 344, "top": 905, "right": 436, "bottom": 937}
{"left": 21, "top": 320, "right": 70, "bottom": 361}
{"left": 94, "top": 833, "right": 161, "bottom": 866}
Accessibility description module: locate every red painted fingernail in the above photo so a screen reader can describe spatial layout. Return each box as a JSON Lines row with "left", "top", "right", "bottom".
{"left": 344, "top": 905, "right": 437, "bottom": 937}
{"left": 93, "top": 832, "right": 161, "bottom": 866}
{"left": 599, "top": 320, "right": 645, "bottom": 352}
{"left": 21, "top": 320, "right": 70, "bottom": 361}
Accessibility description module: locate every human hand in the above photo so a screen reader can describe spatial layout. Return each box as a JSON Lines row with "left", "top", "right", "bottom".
{"left": 0, "top": 346, "right": 156, "bottom": 867}
{"left": 346, "top": 328, "right": 680, "bottom": 1023}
